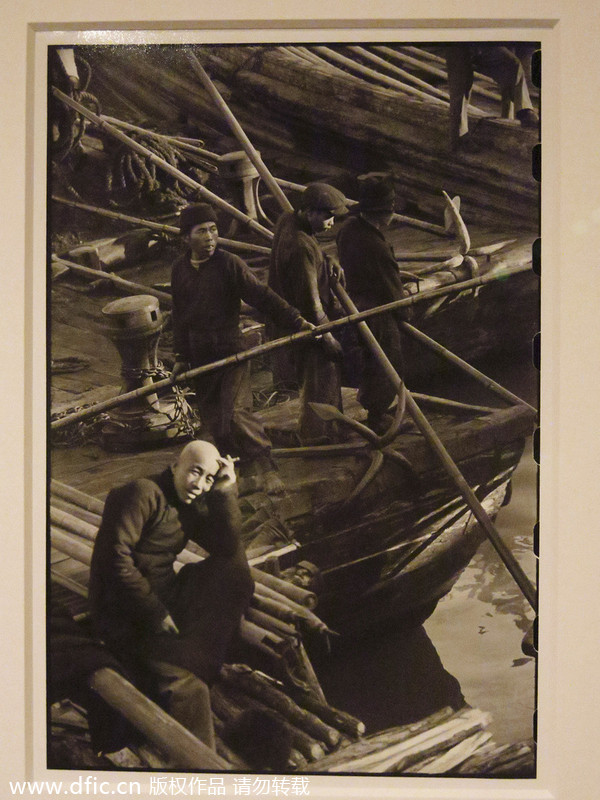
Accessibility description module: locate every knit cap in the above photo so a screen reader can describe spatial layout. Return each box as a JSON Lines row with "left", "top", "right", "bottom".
{"left": 179, "top": 203, "right": 218, "bottom": 235}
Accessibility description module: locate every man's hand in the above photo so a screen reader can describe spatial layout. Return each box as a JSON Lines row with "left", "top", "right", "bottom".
{"left": 298, "top": 319, "right": 316, "bottom": 332}
{"left": 159, "top": 614, "right": 180, "bottom": 635}
{"left": 170, "top": 361, "right": 189, "bottom": 382}
{"left": 326, "top": 256, "right": 346, "bottom": 286}
{"left": 212, "top": 455, "right": 238, "bottom": 493}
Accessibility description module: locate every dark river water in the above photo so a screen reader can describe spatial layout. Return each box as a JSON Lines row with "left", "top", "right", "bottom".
{"left": 317, "top": 348, "right": 538, "bottom": 750}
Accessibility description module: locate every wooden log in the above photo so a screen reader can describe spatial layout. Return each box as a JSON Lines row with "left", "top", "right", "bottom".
{"left": 250, "top": 566, "right": 317, "bottom": 609}
{"left": 212, "top": 684, "right": 326, "bottom": 762}
{"left": 89, "top": 667, "right": 229, "bottom": 769}
{"left": 51, "top": 479, "right": 106, "bottom": 515}
{"left": 220, "top": 665, "right": 341, "bottom": 749}
{"left": 289, "top": 690, "right": 367, "bottom": 742}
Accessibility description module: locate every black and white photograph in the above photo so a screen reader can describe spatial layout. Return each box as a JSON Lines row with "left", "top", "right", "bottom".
{"left": 4, "top": 3, "right": 600, "bottom": 798}
{"left": 46, "top": 37, "right": 540, "bottom": 779}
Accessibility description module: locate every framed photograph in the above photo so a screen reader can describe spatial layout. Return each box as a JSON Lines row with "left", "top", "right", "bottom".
{"left": 3, "top": 2, "right": 598, "bottom": 799}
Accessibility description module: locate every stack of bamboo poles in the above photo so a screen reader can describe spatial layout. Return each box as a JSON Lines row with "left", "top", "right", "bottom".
{"left": 50, "top": 479, "right": 331, "bottom": 695}
{"left": 49, "top": 479, "right": 534, "bottom": 776}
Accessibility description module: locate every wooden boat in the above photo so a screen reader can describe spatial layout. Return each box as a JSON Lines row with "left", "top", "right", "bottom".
{"left": 49, "top": 42, "right": 539, "bottom": 380}
{"left": 76, "top": 42, "right": 539, "bottom": 229}
{"left": 50, "top": 245, "right": 536, "bottom": 635}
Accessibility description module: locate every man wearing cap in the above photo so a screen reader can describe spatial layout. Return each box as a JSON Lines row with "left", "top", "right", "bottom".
{"left": 268, "top": 182, "right": 348, "bottom": 445}
{"left": 170, "top": 203, "right": 313, "bottom": 493}
{"left": 336, "top": 174, "right": 409, "bottom": 436}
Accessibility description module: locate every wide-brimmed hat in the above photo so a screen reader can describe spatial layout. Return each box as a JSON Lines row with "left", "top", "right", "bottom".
{"left": 357, "top": 173, "right": 396, "bottom": 213}
{"left": 300, "top": 182, "right": 349, "bottom": 216}
{"left": 179, "top": 203, "right": 218, "bottom": 235}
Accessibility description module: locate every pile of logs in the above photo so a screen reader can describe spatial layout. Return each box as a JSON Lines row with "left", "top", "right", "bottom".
{"left": 49, "top": 479, "right": 534, "bottom": 776}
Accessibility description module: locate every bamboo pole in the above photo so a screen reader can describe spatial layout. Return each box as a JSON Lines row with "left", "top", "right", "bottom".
{"left": 101, "top": 115, "right": 220, "bottom": 163}
{"left": 400, "top": 322, "right": 537, "bottom": 414}
{"left": 52, "top": 196, "right": 272, "bottom": 255}
{"left": 51, "top": 255, "right": 173, "bottom": 305}
{"left": 51, "top": 87, "right": 274, "bottom": 241}
{"left": 89, "top": 667, "right": 229, "bottom": 770}
{"left": 50, "top": 263, "right": 530, "bottom": 431}
{"left": 250, "top": 567, "right": 317, "bottom": 609}
{"left": 50, "top": 506, "right": 98, "bottom": 542}
{"left": 410, "top": 393, "right": 497, "bottom": 415}
{"left": 313, "top": 46, "right": 448, "bottom": 105}
{"left": 51, "top": 527, "right": 93, "bottom": 565}
{"left": 400, "top": 45, "right": 501, "bottom": 88}
{"left": 333, "top": 281, "right": 537, "bottom": 611}
{"left": 347, "top": 46, "right": 451, "bottom": 104}
{"left": 186, "top": 51, "right": 294, "bottom": 214}
{"left": 50, "top": 495, "right": 102, "bottom": 527}
{"left": 245, "top": 606, "right": 298, "bottom": 639}
{"left": 51, "top": 479, "right": 106, "bottom": 515}
{"left": 50, "top": 569, "right": 88, "bottom": 598}
{"left": 375, "top": 46, "right": 502, "bottom": 103}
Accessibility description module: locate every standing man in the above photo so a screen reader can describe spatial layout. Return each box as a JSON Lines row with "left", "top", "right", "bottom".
{"left": 336, "top": 174, "right": 409, "bottom": 436}
{"left": 445, "top": 44, "right": 538, "bottom": 150}
{"left": 170, "top": 203, "right": 313, "bottom": 494}
{"left": 89, "top": 439, "right": 253, "bottom": 749}
{"left": 268, "top": 182, "right": 349, "bottom": 445}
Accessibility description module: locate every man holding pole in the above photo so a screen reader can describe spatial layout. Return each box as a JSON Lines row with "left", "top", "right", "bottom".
{"left": 89, "top": 439, "right": 253, "bottom": 749}
{"left": 268, "top": 182, "right": 349, "bottom": 445}
{"left": 336, "top": 173, "right": 411, "bottom": 435}
{"left": 170, "top": 203, "right": 314, "bottom": 494}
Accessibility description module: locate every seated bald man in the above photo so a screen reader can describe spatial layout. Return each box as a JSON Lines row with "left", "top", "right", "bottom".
{"left": 89, "top": 440, "right": 254, "bottom": 747}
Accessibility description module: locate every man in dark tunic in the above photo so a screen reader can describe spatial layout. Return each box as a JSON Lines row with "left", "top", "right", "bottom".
{"left": 268, "top": 183, "right": 349, "bottom": 445}
{"left": 89, "top": 439, "right": 253, "bottom": 748}
{"left": 336, "top": 174, "right": 409, "bottom": 435}
{"left": 170, "top": 203, "right": 313, "bottom": 493}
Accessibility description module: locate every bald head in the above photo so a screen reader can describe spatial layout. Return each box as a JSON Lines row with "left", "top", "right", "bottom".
{"left": 172, "top": 440, "right": 222, "bottom": 503}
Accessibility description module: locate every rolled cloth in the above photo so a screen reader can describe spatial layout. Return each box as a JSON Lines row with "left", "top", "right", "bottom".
{"left": 179, "top": 203, "right": 218, "bottom": 235}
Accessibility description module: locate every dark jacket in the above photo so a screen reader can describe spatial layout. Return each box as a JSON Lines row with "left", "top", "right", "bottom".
{"left": 88, "top": 468, "right": 246, "bottom": 638}
{"left": 269, "top": 212, "right": 339, "bottom": 325}
{"left": 336, "top": 214, "right": 408, "bottom": 311}
{"left": 171, "top": 247, "right": 305, "bottom": 361}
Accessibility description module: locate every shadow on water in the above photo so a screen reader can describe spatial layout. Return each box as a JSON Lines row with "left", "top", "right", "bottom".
{"left": 317, "top": 620, "right": 466, "bottom": 735}
{"left": 316, "top": 349, "right": 538, "bottom": 747}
